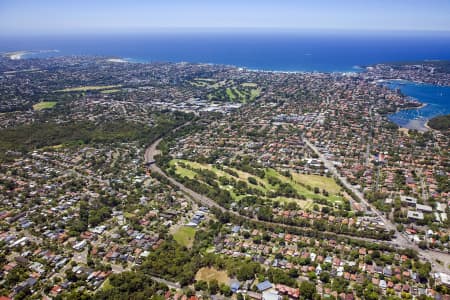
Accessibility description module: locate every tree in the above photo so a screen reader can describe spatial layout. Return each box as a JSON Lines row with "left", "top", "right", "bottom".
{"left": 248, "top": 177, "right": 258, "bottom": 185}
{"left": 194, "top": 280, "right": 208, "bottom": 291}
{"left": 220, "top": 284, "right": 232, "bottom": 296}
{"left": 300, "top": 281, "right": 316, "bottom": 299}
{"left": 319, "top": 271, "right": 330, "bottom": 283}
{"left": 209, "top": 280, "right": 219, "bottom": 294}
{"left": 363, "top": 283, "right": 380, "bottom": 300}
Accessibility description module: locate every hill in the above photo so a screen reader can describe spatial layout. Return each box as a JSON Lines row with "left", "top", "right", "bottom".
{"left": 428, "top": 114, "right": 450, "bottom": 131}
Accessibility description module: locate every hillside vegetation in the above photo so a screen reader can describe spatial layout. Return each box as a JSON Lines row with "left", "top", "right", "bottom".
{"left": 428, "top": 114, "right": 450, "bottom": 131}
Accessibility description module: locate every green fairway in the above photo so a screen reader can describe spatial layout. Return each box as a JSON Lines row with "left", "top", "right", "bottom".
{"left": 250, "top": 88, "right": 261, "bottom": 100}
{"left": 226, "top": 87, "right": 237, "bottom": 100}
{"left": 291, "top": 173, "right": 342, "bottom": 194}
{"left": 57, "top": 85, "right": 121, "bottom": 92}
{"left": 173, "top": 226, "right": 196, "bottom": 248}
{"left": 189, "top": 78, "right": 260, "bottom": 103}
{"left": 32, "top": 101, "right": 57, "bottom": 111}
{"left": 169, "top": 159, "right": 345, "bottom": 209}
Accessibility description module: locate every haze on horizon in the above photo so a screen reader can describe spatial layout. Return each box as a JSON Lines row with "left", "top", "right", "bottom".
{"left": 1, "top": 0, "right": 450, "bottom": 35}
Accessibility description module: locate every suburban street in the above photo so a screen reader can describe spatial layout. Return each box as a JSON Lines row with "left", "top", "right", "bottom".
{"left": 302, "top": 137, "right": 450, "bottom": 273}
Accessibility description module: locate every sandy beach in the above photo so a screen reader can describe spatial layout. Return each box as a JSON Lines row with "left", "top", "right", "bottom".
{"left": 7, "top": 51, "right": 27, "bottom": 60}
{"left": 403, "top": 118, "right": 429, "bottom": 132}
{"left": 107, "top": 58, "right": 129, "bottom": 63}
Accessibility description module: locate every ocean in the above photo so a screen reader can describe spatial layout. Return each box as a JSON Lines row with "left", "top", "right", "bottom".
{"left": 1, "top": 31, "right": 450, "bottom": 127}
{"left": 387, "top": 81, "right": 450, "bottom": 130}
{"left": 2, "top": 31, "right": 450, "bottom": 72}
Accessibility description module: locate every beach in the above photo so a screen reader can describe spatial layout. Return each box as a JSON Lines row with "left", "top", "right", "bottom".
{"left": 106, "top": 58, "right": 129, "bottom": 63}
{"left": 6, "top": 51, "right": 27, "bottom": 60}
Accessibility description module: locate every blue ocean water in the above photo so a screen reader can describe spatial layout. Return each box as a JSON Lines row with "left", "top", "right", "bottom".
{"left": 387, "top": 81, "right": 450, "bottom": 130}
{"left": 1, "top": 31, "right": 450, "bottom": 72}
{"left": 1, "top": 31, "right": 449, "bottom": 126}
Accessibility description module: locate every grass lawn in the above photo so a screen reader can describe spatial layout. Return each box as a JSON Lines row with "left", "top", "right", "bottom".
{"left": 250, "top": 88, "right": 261, "bottom": 100}
{"left": 173, "top": 226, "right": 196, "bottom": 248}
{"left": 274, "top": 196, "right": 314, "bottom": 209}
{"left": 192, "top": 78, "right": 259, "bottom": 103}
{"left": 226, "top": 88, "right": 237, "bottom": 101}
{"left": 101, "top": 278, "right": 113, "bottom": 291}
{"left": 123, "top": 212, "right": 135, "bottom": 219}
{"left": 195, "top": 267, "right": 230, "bottom": 285}
{"left": 171, "top": 160, "right": 311, "bottom": 206}
{"left": 176, "top": 166, "right": 197, "bottom": 179}
{"left": 57, "top": 85, "right": 121, "bottom": 92}
{"left": 32, "top": 101, "right": 57, "bottom": 111}
{"left": 264, "top": 168, "right": 320, "bottom": 200}
{"left": 291, "top": 173, "right": 342, "bottom": 194}
{"left": 170, "top": 159, "right": 346, "bottom": 209}
{"left": 171, "top": 159, "right": 266, "bottom": 193}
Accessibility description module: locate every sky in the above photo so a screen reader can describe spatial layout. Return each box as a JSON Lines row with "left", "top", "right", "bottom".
{"left": 1, "top": 0, "right": 450, "bottom": 35}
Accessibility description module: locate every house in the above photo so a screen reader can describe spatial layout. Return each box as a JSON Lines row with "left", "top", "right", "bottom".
{"left": 230, "top": 281, "right": 241, "bottom": 293}
{"left": 374, "top": 266, "right": 383, "bottom": 274}
{"left": 262, "top": 291, "right": 280, "bottom": 300}
{"left": 257, "top": 280, "right": 273, "bottom": 292}
{"left": 316, "top": 264, "right": 322, "bottom": 275}
{"left": 383, "top": 266, "right": 392, "bottom": 277}
{"left": 275, "top": 284, "right": 299, "bottom": 299}
{"left": 407, "top": 210, "right": 424, "bottom": 221}
{"left": 416, "top": 204, "right": 433, "bottom": 213}
{"left": 73, "top": 240, "right": 87, "bottom": 251}
{"left": 29, "top": 261, "right": 46, "bottom": 275}
{"left": 401, "top": 196, "right": 417, "bottom": 206}
{"left": 14, "top": 277, "right": 38, "bottom": 294}
{"left": 231, "top": 226, "right": 241, "bottom": 234}
{"left": 14, "top": 256, "right": 29, "bottom": 266}
{"left": 50, "top": 285, "right": 63, "bottom": 297}
{"left": 437, "top": 272, "right": 450, "bottom": 287}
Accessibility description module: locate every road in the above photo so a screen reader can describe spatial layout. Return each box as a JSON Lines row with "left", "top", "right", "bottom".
{"left": 145, "top": 138, "right": 227, "bottom": 214}
{"left": 149, "top": 276, "right": 181, "bottom": 290}
{"left": 302, "top": 136, "right": 450, "bottom": 273}
{"left": 303, "top": 138, "right": 396, "bottom": 232}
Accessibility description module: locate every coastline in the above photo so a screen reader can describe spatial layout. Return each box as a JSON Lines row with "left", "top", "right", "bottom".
{"left": 5, "top": 51, "right": 27, "bottom": 60}
{"left": 106, "top": 58, "right": 129, "bottom": 63}
{"left": 3, "top": 51, "right": 447, "bottom": 132}
{"left": 3, "top": 49, "right": 59, "bottom": 60}
{"left": 424, "top": 120, "right": 433, "bottom": 131}
{"left": 398, "top": 102, "right": 428, "bottom": 112}
{"left": 388, "top": 102, "right": 430, "bottom": 132}
{"left": 383, "top": 79, "right": 450, "bottom": 131}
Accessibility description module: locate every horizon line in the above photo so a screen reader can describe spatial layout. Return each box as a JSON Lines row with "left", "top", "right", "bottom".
{"left": 2, "top": 27, "right": 450, "bottom": 37}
